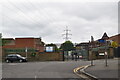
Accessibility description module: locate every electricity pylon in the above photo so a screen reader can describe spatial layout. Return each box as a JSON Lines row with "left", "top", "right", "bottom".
{"left": 62, "top": 26, "right": 72, "bottom": 41}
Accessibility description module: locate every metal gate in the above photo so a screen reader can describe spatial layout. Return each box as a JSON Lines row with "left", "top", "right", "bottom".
{"left": 114, "top": 47, "right": 120, "bottom": 57}
{"left": 63, "top": 49, "right": 89, "bottom": 61}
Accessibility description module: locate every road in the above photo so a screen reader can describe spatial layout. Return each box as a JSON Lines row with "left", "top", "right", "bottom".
{"left": 2, "top": 60, "right": 90, "bottom": 80}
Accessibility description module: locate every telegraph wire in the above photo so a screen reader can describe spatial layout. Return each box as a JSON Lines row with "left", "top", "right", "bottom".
{"left": 4, "top": 0, "right": 43, "bottom": 26}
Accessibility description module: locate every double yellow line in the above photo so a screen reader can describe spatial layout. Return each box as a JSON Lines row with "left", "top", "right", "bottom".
{"left": 73, "top": 65, "right": 98, "bottom": 80}
{"left": 73, "top": 66, "right": 85, "bottom": 77}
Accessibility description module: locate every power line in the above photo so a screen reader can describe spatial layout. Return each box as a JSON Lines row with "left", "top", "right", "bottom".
{"left": 4, "top": 0, "right": 43, "bottom": 26}
{"left": 62, "top": 26, "right": 72, "bottom": 41}
{"left": 27, "top": 0, "right": 59, "bottom": 25}
{"left": 4, "top": 0, "right": 63, "bottom": 29}
{"left": 2, "top": 4, "right": 35, "bottom": 25}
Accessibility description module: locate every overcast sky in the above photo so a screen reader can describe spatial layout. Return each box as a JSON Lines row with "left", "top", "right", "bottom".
{"left": 0, "top": 0, "right": 119, "bottom": 43}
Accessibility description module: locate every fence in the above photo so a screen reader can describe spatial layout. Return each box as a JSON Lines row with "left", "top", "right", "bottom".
{"left": 114, "top": 47, "right": 120, "bottom": 57}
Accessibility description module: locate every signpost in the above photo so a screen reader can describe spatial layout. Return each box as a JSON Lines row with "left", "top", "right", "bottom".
{"left": 91, "top": 58, "right": 93, "bottom": 66}
{"left": 45, "top": 46, "right": 54, "bottom": 52}
{"left": 25, "top": 47, "right": 28, "bottom": 58}
{"left": 98, "top": 39, "right": 108, "bottom": 67}
{"left": 105, "top": 51, "right": 108, "bottom": 67}
{"left": 105, "top": 40, "right": 108, "bottom": 67}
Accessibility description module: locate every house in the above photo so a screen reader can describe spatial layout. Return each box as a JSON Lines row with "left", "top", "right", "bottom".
{"left": 108, "top": 34, "right": 120, "bottom": 46}
{"left": 89, "top": 33, "right": 120, "bottom": 59}
{"left": 108, "top": 34, "right": 120, "bottom": 57}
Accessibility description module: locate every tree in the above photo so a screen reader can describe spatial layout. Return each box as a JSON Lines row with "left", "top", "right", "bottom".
{"left": 46, "top": 43, "right": 59, "bottom": 52}
{"left": 111, "top": 41, "right": 118, "bottom": 48}
{"left": 60, "top": 41, "right": 74, "bottom": 51}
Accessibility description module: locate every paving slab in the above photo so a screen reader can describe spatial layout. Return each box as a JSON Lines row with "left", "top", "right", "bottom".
{"left": 85, "top": 59, "right": 119, "bottom": 79}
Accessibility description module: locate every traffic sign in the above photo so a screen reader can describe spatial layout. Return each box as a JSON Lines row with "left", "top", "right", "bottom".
{"left": 105, "top": 52, "right": 107, "bottom": 55}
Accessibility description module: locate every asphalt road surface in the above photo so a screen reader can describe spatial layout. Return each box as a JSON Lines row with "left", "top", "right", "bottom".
{"left": 2, "top": 60, "right": 90, "bottom": 80}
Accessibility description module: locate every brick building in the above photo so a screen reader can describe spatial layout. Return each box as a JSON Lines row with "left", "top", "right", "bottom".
{"left": 2, "top": 37, "right": 45, "bottom": 57}
{"left": 108, "top": 34, "right": 120, "bottom": 57}
{"left": 108, "top": 34, "right": 120, "bottom": 46}
{"left": 89, "top": 33, "right": 120, "bottom": 59}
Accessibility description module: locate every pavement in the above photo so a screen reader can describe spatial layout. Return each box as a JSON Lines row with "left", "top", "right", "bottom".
{"left": 85, "top": 59, "right": 119, "bottom": 79}
{"left": 0, "top": 62, "right": 2, "bottom": 80}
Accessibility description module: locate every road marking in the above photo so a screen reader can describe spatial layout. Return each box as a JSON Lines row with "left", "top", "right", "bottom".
{"left": 73, "top": 64, "right": 98, "bottom": 80}
{"left": 73, "top": 65, "right": 90, "bottom": 79}
{"left": 73, "top": 66, "right": 85, "bottom": 77}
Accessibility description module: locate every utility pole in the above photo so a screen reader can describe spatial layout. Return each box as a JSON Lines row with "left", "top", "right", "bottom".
{"left": 62, "top": 26, "right": 72, "bottom": 41}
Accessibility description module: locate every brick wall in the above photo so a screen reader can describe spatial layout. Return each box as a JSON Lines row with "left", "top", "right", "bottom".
{"left": 15, "top": 38, "right": 35, "bottom": 48}
{"left": 29, "top": 52, "right": 63, "bottom": 61}
{"left": 2, "top": 38, "right": 45, "bottom": 58}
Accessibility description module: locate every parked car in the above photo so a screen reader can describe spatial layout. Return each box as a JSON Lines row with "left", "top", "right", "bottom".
{"left": 5, "top": 54, "right": 27, "bottom": 63}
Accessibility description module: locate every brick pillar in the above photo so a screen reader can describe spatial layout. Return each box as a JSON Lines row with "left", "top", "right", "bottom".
{"left": 109, "top": 48, "right": 114, "bottom": 58}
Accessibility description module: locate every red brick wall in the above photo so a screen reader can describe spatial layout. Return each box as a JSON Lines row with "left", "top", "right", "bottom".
{"left": 15, "top": 38, "right": 35, "bottom": 48}
{"left": 3, "top": 38, "right": 45, "bottom": 52}
{"left": 34, "top": 38, "right": 44, "bottom": 52}
{"left": 2, "top": 45, "right": 16, "bottom": 48}
{"left": 39, "top": 46, "right": 45, "bottom": 52}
